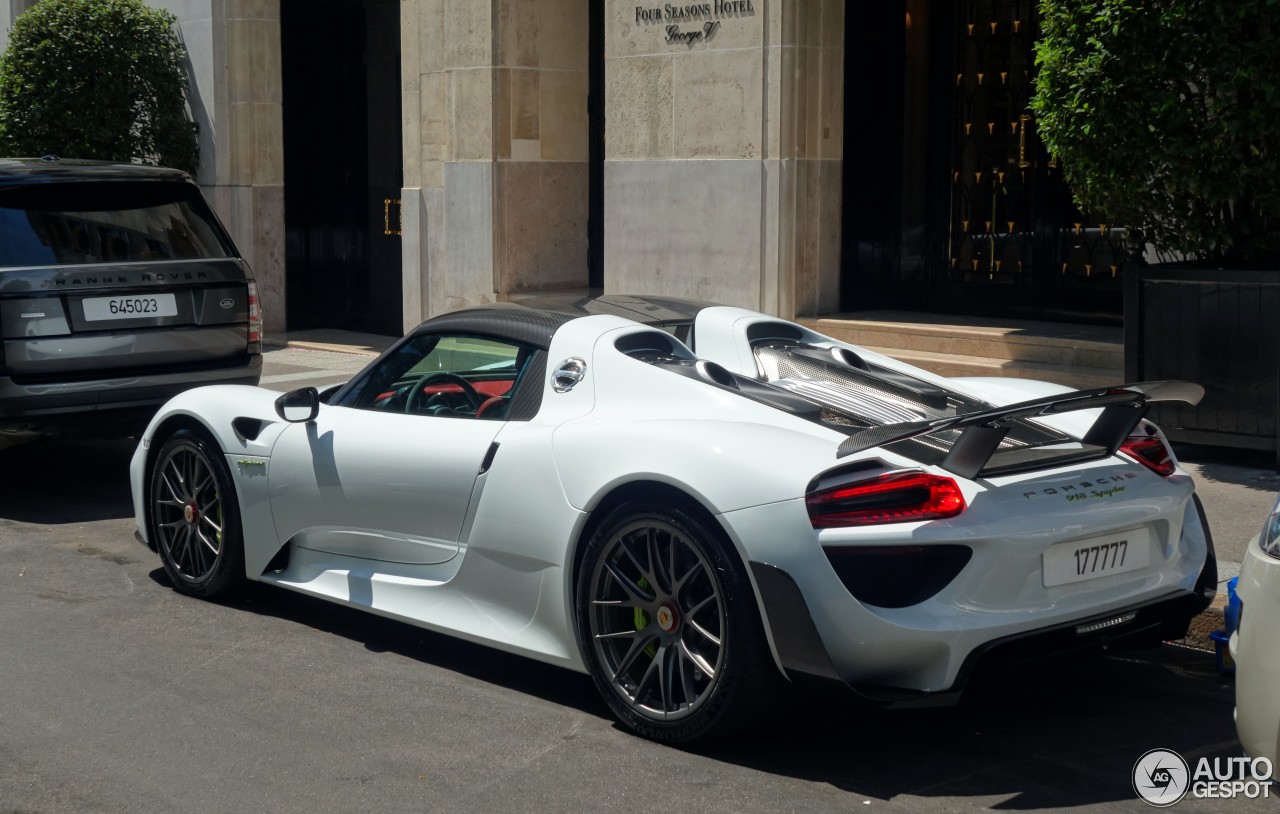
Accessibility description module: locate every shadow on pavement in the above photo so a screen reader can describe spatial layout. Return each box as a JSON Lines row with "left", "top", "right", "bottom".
{"left": 696, "top": 646, "right": 1239, "bottom": 809}
{"left": 154, "top": 570, "right": 612, "bottom": 721}
{"left": 1177, "top": 443, "right": 1280, "bottom": 491}
{"left": 0, "top": 438, "right": 137, "bottom": 523}
{"left": 193, "top": 565, "right": 1242, "bottom": 810}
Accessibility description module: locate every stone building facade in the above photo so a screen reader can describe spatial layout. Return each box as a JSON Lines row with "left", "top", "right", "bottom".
{"left": 399, "top": 0, "right": 845, "bottom": 332}
{"left": 2, "top": 0, "right": 844, "bottom": 335}
{"left": 603, "top": 1, "right": 844, "bottom": 321}
{"left": 1, "top": 0, "right": 1125, "bottom": 335}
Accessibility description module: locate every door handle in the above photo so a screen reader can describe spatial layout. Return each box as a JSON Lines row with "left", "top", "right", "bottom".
{"left": 479, "top": 442, "right": 499, "bottom": 474}
{"left": 1018, "top": 114, "right": 1031, "bottom": 169}
{"left": 383, "top": 198, "right": 402, "bottom": 236}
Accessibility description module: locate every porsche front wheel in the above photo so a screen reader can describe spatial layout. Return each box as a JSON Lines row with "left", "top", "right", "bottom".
{"left": 149, "top": 429, "right": 245, "bottom": 598}
{"left": 576, "top": 503, "right": 779, "bottom": 742}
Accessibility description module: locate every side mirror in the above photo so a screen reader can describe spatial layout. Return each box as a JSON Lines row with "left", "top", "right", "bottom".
{"left": 274, "top": 387, "right": 319, "bottom": 423}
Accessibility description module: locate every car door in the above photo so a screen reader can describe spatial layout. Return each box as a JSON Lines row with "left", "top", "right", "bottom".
{"left": 267, "top": 332, "right": 532, "bottom": 565}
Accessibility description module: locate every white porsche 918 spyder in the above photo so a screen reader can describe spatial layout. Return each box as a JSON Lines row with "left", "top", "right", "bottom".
{"left": 129, "top": 296, "right": 1218, "bottom": 742}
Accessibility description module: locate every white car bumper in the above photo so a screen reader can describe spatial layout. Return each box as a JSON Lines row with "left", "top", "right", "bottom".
{"left": 725, "top": 486, "right": 1209, "bottom": 700}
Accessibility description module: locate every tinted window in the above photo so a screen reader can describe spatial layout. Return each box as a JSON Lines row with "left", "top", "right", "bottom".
{"left": 338, "top": 333, "right": 535, "bottom": 420}
{"left": 656, "top": 321, "right": 693, "bottom": 348}
{"left": 0, "top": 181, "right": 232, "bottom": 267}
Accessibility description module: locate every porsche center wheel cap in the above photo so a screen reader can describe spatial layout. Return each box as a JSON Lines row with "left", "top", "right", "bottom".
{"left": 183, "top": 504, "right": 199, "bottom": 525}
{"left": 656, "top": 604, "right": 679, "bottom": 633}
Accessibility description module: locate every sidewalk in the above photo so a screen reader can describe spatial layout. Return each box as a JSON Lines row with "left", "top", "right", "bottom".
{"left": 264, "top": 328, "right": 398, "bottom": 357}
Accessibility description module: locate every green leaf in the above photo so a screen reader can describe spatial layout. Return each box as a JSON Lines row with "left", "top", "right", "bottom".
{"left": 1031, "top": 0, "right": 1280, "bottom": 264}
{"left": 0, "top": 0, "right": 198, "bottom": 174}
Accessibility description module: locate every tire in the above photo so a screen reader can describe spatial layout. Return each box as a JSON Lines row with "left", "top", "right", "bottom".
{"left": 148, "top": 428, "right": 245, "bottom": 598}
{"left": 575, "top": 501, "right": 780, "bottom": 743}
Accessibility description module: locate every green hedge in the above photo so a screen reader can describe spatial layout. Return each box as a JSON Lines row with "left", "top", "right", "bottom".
{"left": 0, "top": 0, "right": 198, "bottom": 174}
{"left": 1032, "top": 0, "right": 1280, "bottom": 266}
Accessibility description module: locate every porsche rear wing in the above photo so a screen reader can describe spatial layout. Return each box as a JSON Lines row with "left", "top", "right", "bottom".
{"left": 835, "top": 381, "right": 1204, "bottom": 479}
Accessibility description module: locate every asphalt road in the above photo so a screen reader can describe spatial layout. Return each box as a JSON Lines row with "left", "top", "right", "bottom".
{"left": 0, "top": 347, "right": 1274, "bottom": 813}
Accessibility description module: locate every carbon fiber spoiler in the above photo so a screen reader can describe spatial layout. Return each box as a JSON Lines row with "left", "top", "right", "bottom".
{"left": 835, "top": 381, "right": 1204, "bottom": 478}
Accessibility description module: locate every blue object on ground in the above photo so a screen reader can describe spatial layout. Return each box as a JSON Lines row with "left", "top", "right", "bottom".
{"left": 1209, "top": 630, "right": 1235, "bottom": 674}
{"left": 1224, "top": 576, "right": 1241, "bottom": 635}
{"left": 1207, "top": 577, "right": 1242, "bottom": 675}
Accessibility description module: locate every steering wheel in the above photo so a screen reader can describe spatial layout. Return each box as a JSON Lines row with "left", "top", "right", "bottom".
{"left": 403, "top": 371, "right": 483, "bottom": 414}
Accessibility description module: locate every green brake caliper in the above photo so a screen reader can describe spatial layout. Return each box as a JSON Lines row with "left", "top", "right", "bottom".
{"left": 634, "top": 577, "right": 657, "bottom": 658}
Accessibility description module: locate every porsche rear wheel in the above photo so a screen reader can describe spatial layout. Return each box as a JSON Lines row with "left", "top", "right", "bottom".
{"left": 149, "top": 429, "right": 244, "bottom": 598}
{"left": 576, "top": 502, "right": 779, "bottom": 742}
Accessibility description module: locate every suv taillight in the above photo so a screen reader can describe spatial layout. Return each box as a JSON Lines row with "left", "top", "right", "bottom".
{"left": 806, "top": 470, "right": 966, "bottom": 528}
{"left": 1119, "top": 429, "right": 1176, "bottom": 477}
{"left": 247, "top": 280, "right": 262, "bottom": 350}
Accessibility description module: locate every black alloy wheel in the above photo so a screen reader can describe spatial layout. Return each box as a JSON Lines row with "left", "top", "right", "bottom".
{"left": 576, "top": 502, "right": 780, "bottom": 742}
{"left": 149, "top": 429, "right": 245, "bottom": 598}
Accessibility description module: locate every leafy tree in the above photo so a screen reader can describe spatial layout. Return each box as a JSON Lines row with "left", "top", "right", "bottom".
{"left": 0, "top": 0, "right": 198, "bottom": 174}
{"left": 1032, "top": 0, "right": 1280, "bottom": 266}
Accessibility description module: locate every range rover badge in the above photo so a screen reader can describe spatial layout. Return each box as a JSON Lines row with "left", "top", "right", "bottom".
{"left": 219, "top": 297, "right": 235, "bottom": 309}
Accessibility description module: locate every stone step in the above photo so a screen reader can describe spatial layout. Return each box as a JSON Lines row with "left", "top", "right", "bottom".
{"left": 797, "top": 311, "right": 1124, "bottom": 391}
{"left": 801, "top": 315, "right": 1122, "bottom": 369}
{"left": 857, "top": 345, "right": 1121, "bottom": 390}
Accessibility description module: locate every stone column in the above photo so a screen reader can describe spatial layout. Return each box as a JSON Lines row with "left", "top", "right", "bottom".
{"left": 401, "top": 0, "right": 591, "bottom": 328}
{"left": 0, "top": 4, "right": 15, "bottom": 50}
{"left": 402, "top": 0, "right": 493, "bottom": 326}
{"left": 493, "top": 0, "right": 590, "bottom": 301}
{"left": 603, "top": 0, "right": 843, "bottom": 318}
{"left": 774, "top": 1, "right": 845, "bottom": 317}
{"left": 401, "top": 0, "right": 447, "bottom": 328}
{"left": 0, "top": 0, "right": 39, "bottom": 51}
{"left": 160, "top": 0, "right": 286, "bottom": 333}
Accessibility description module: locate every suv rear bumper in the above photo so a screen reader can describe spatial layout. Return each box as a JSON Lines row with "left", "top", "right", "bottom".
{"left": 0, "top": 353, "right": 261, "bottom": 434}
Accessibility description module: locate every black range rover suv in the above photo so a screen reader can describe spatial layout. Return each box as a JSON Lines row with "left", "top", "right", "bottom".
{"left": 0, "top": 158, "right": 262, "bottom": 445}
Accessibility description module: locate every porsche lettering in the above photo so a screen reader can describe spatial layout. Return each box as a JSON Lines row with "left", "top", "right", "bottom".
{"left": 1023, "top": 471, "right": 1140, "bottom": 499}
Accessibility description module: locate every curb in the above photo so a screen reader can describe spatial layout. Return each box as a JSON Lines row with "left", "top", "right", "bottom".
{"left": 263, "top": 337, "right": 384, "bottom": 357}
{"left": 1174, "top": 593, "right": 1227, "bottom": 653}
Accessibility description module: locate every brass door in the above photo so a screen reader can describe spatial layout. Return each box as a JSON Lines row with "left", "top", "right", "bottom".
{"left": 945, "top": 0, "right": 1124, "bottom": 321}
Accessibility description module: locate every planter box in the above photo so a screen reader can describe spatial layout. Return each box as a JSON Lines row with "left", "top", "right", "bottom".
{"left": 1124, "top": 265, "right": 1280, "bottom": 463}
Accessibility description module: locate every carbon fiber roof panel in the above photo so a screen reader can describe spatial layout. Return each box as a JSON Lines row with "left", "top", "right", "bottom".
{"left": 414, "top": 304, "right": 574, "bottom": 349}
{"left": 412, "top": 296, "right": 713, "bottom": 349}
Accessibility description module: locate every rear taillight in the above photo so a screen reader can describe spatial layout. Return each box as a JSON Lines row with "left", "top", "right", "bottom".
{"left": 806, "top": 470, "right": 966, "bottom": 528}
{"left": 247, "top": 280, "right": 262, "bottom": 349}
{"left": 1119, "top": 433, "right": 1176, "bottom": 477}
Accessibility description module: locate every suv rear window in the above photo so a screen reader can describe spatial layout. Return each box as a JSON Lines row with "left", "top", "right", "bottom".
{"left": 0, "top": 181, "right": 233, "bottom": 267}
